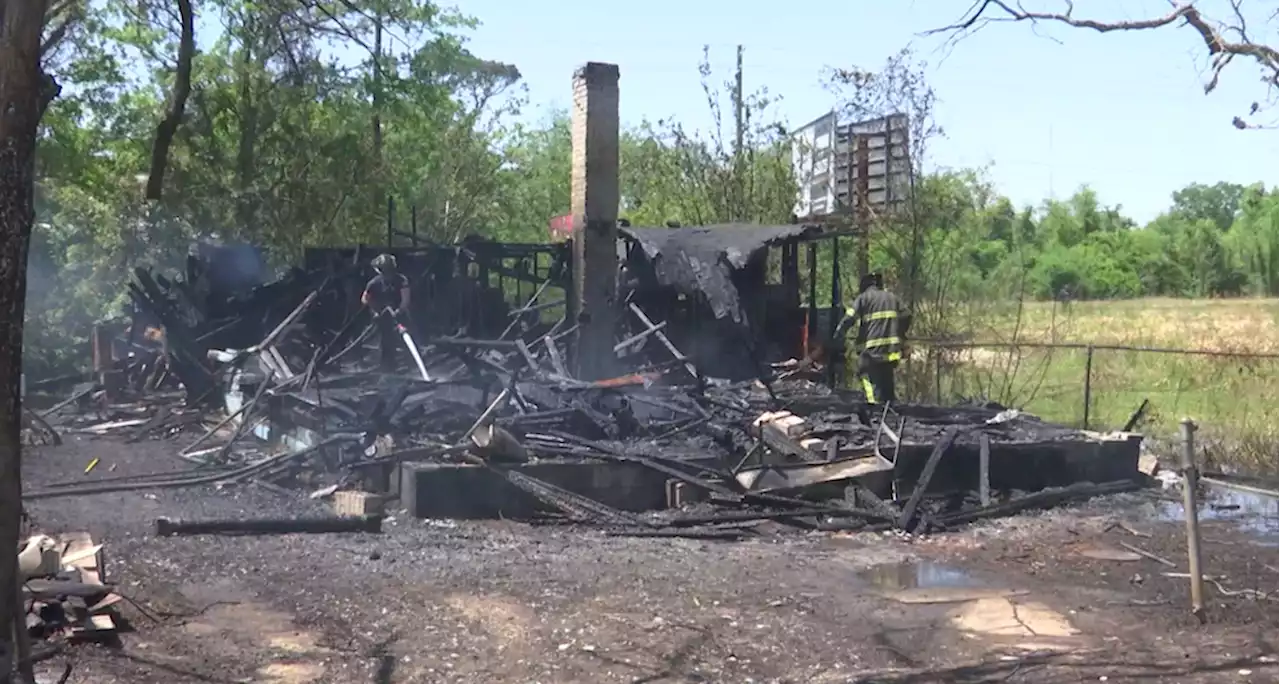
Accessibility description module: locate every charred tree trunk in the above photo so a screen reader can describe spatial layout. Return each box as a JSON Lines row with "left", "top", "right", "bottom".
{"left": 0, "top": 0, "right": 58, "bottom": 676}
{"left": 144, "top": 0, "right": 195, "bottom": 201}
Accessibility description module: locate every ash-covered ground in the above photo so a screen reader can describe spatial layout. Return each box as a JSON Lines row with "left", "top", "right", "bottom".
{"left": 21, "top": 433, "right": 1279, "bottom": 684}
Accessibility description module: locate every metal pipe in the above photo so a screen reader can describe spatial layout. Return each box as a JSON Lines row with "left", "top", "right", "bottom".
{"left": 1179, "top": 418, "right": 1205, "bottom": 622}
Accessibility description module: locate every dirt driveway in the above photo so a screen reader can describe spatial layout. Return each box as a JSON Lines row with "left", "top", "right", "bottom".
{"left": 20, "top": 434, "right": 1279, "bottom": 683}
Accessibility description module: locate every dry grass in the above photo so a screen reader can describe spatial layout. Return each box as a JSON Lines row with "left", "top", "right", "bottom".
{"left": 990, "top": 298, "right": 1279, "bottom": 354}
{"left": 919, "top": 298, "right": 1279, "bottom": 476}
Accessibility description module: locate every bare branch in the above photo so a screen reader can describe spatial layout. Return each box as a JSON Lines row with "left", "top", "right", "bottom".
{"left": 145, "top": 0, "right": 196, "bottom": 201}
{"left": 40, "top": 0, "right": 81, "bottom": 57}
{"left": 925, "top": 0, "right": 1279, "bottom": 127}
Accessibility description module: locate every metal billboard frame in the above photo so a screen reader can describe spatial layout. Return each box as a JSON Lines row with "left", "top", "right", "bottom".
{"left": 791, "top": 111, "right": 912, "bottom": 220}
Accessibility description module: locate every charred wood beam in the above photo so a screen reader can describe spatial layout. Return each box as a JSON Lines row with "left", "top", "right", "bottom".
{"left": 613, "top": 320, "right": 667, "bottom": 355}
{"left": 930, "top": 479, "right": 1143, "bottom": 528}
{"left": 897, "top": 426, "right": 962, "bottom": 531}
{"left": 426, "top": 337, "right": 519, "bottom": 349}
{"left": 25, "top": 436, "right": 358, "bottom": 500}
{"left": 22, "top": 581, "right": 115, "bottom": 601}
{"left": 37, "top": 384, "right": 98, "bottom": 420}
{"left": 629, "top": 303, "right": 698, "bottom": 381}
{"left": 129, "top": 271, "right": 215, "bottom": 401}
{"left": 608, "top": 527, "right": 754, "bottom": 540}
{"left": 543, "top": 336, "right": 570, "bottom": 377}
{"left": 23, "top": 372, "right": 88, "bottom": 392}
{"left": 1122, "top": 399, "right": 1150, "bottom": 432}
{"left": 669, "top": 506, "right": 872, "bottom": 527}
{"left": 759, "top": 423, "right": 821, "bottom": 463}
{"left": 514, "top": 339, "right": 540, "bottom": 372}
{"left": 508, "top": 298, "right": 564, "bottom": 317}
{"left": 154, "top": 515, "right": 382, "bottom": 537}
{"left": 497, "top": 276, "right": 554, "bottom": 341}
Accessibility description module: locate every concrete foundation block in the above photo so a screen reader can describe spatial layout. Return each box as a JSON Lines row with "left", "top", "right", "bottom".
{"left": 400, "top": 459, "right": 715, "bottom": 520}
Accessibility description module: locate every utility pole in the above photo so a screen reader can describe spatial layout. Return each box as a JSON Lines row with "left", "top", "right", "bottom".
{"left": 372, "top": 12, "right": 383, "bottom": 160}
{"left": 372, "top": 7, "right": 386, "bottom": 242}
{"left": 569, "top": 62, "right": 621, "bottom": 381}
{"left": 732, "top": 45, "right": 745, "bottom": 220}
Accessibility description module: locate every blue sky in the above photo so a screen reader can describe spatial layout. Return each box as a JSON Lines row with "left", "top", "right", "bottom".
{"left": 452, "top": 0, "right": 1278, "bottom": 224}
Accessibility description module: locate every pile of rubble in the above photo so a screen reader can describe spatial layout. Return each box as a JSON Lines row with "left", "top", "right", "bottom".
{"left": 18, "top": 532, "right": 120, "bottom": 647}
{"left": 22, "top": 239, "right": 1147, "bottom": 540}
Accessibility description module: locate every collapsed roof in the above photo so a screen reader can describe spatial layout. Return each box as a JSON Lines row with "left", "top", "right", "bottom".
{"left": 620, "top": 223, "right": 823, "bottom": 323}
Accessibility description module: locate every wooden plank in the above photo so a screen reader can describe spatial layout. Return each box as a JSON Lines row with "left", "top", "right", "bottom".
{"left": 62, "top": 544, "right": 102, "bottom": 567}
{"left": 897, "top": 427, "right": 961, "bottom": 531}
{"left": 543, "top": 336, "right": 570, "bottom": 378}
{"left": 628, "top": 303, "right": 698, "bottom": 380}
{"left": 514, "top": 339, "right": 541, "bottom": 373}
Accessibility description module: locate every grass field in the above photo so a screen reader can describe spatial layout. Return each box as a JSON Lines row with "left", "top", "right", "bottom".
{"left": 918, "top": 298, "right": 1279, "bottom": 475}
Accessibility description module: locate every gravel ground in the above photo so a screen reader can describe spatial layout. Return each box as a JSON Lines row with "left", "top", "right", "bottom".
{"left": 19, "top": 433, "right": 1280, "bottom": 683}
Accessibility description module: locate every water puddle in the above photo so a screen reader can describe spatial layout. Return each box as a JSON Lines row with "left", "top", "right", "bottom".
{"left": 859, "top": 560, "right": 985, "bottom": 591}
{"left": 859, "top": 561, "right": 1026, "bottom": 605}
{"left": 1154, "top": 480, "right": 1279, "bottom": 544}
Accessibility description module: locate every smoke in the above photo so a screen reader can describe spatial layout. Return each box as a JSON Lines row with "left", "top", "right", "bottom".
{"left": 22, "top": 198, "right": 201, "bottom": 381}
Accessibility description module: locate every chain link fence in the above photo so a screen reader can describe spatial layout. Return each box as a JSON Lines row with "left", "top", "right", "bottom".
{"left": 898, "top": 341, "right": 1278, "bottom": 472}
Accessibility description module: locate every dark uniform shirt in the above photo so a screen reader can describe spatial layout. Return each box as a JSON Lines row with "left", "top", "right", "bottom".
{"left": 833, "top": 287, "right": 911, "bottom": 362}
{"left": 364, "top": 273, "right": 408, "bottom": 312}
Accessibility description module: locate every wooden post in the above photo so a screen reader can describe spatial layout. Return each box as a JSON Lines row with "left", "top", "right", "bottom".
{"left": 386, "top": 196, "right": 394, "bottom": 248}
{"left": 978, "top": 432, "right": 991, "bottom": 507}
{"left": 934, "top": 349, "right": 942, "bottom": 403}
{"left": 1179, "top": 418, "right": 1205, "bottom": 622}
{"left": 827, "top": 236, "right": 843, "bottom": 387}
{"left": 91, "top": 324, "right": 112, "bottom": 373}
{"left": 854, "top": 134, "right": 871, "bottom": 281}
{"left": 1082, "top": 344, "right": 1094, "bottom": 430}
{"left": 806, "top": 242, "right": 818, "bottom": 351}
{"left": 12, "top": 568, "right": 33, "bottom": 683}
{"left": 569, "top": 62, "right": 621, "bottom": 381}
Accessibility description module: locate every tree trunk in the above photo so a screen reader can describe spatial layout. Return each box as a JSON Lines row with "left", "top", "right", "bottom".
{"left": 145, "top": 0, "right": 196, "bottom": 201}
{"left": 0, "top": 0, "right": 56, "bottom": 677}
{"left": 234, "top": 16, "right": 258, "bottom": 236}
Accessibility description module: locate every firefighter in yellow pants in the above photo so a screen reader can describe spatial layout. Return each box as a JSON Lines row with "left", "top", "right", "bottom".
{"left": 831, "top": 273, "right": 912, "bottom": 404}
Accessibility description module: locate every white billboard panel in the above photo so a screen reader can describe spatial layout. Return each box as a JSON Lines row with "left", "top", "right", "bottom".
{"left": 790, "top": 111, "right": 838, "bottom": 219}
{"left": 791, "top": 111, "right": 912, "bottom": 218}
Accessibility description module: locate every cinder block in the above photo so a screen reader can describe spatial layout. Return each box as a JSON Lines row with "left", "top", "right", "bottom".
{"left": 333, "top": 490, "right": 382, "bottom": 517}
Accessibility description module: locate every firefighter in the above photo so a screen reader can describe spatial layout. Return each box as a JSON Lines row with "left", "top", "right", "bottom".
{"left": 831, "top": 272, "right": 912, "bottom": 404}
{"left": 361, "top": 254, "right": 411, "bottom": 371}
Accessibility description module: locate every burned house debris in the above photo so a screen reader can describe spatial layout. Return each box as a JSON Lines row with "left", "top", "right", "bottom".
{"left": 25, "top": 225, "right": 1146, "bottom": 543}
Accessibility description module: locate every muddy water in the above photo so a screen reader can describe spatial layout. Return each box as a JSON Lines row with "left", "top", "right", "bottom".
{"left": 1154, "top": 480, "right": 1279, "bottom": 544}
{"left": 858, "top": 560, "right": 986, "bottom": 591}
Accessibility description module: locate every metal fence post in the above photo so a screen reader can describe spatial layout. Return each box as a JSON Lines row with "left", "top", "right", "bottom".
{"left": 1179, "top": 418, "right": 1205, "bottom": 622}
{"left": 934, "top": 349, "right": 942, "bottom": 404}
{"left": 1082, "top": 344, "right": 1094, "bottom": 430}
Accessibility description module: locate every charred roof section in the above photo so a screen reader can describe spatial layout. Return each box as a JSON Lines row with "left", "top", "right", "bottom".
{"left": 620, "top": 223, "right": 824, "bottom": 323}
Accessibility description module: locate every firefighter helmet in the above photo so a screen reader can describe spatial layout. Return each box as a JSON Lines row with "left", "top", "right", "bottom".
{"left": 371, "top": 253, "right": 398, "bottom": 274}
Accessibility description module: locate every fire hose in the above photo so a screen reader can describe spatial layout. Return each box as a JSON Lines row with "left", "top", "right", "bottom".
{"left": 381, "top": 308, "right": 431, "bottom": 382}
